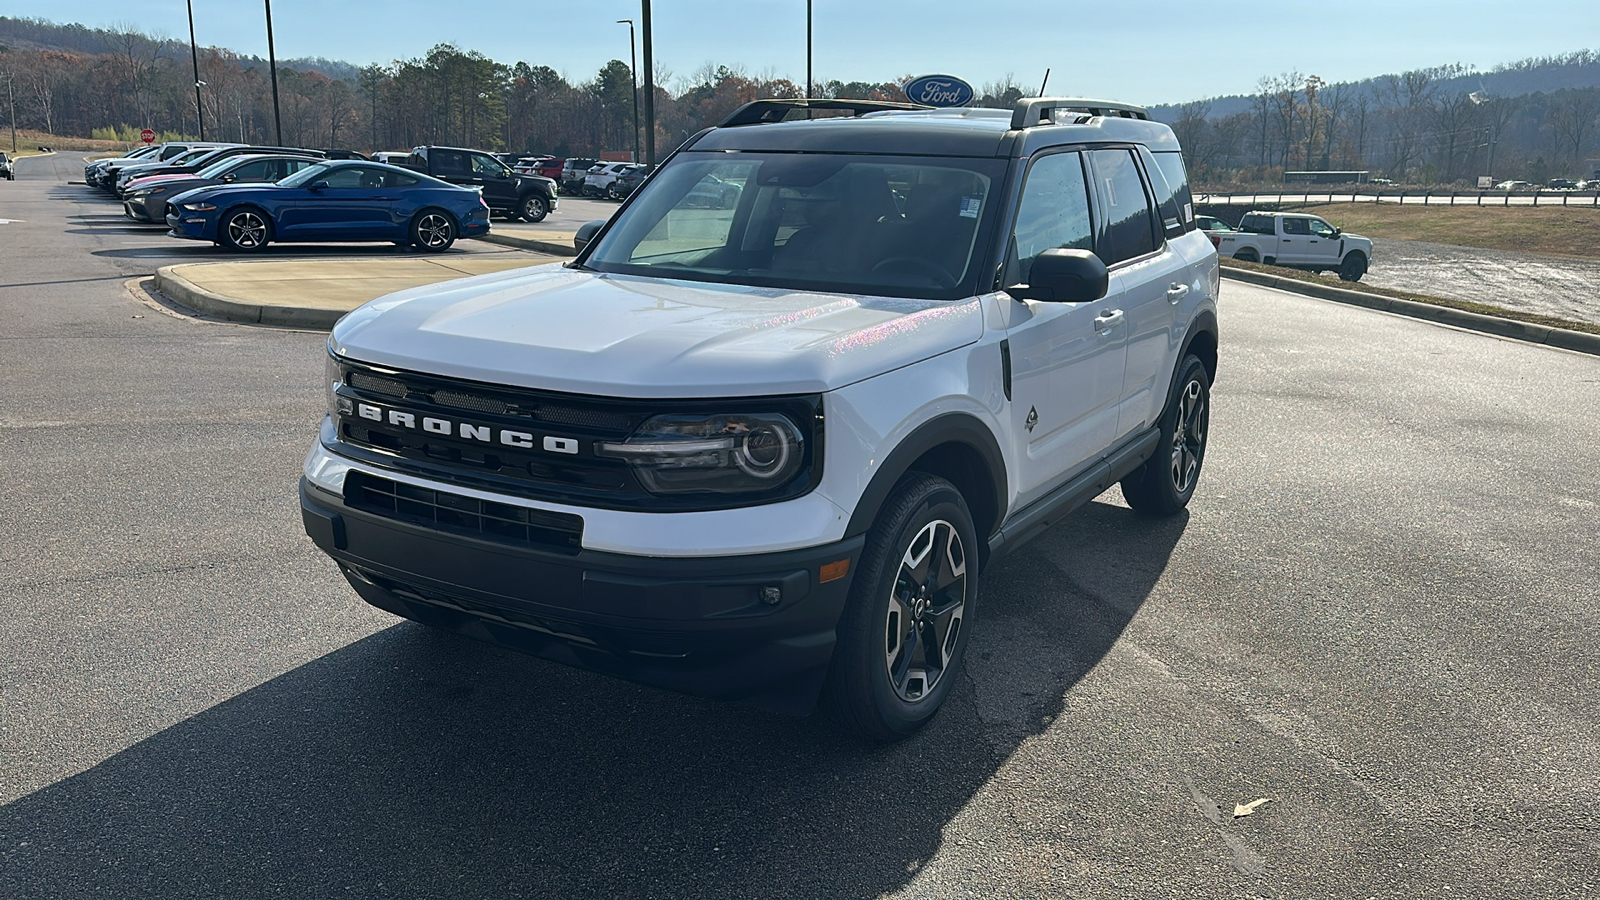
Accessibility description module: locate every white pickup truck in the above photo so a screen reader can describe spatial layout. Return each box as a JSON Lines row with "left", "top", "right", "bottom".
{"left": 1215, "top": 211, "right": 1371, "bottom": 281}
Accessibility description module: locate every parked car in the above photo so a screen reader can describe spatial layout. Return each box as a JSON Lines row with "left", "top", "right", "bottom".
{"left": 320, "top": 149, "right": 370, "bottom": 161}
{"left": 164, "top": 159, "right": 490, "bottom": 252}
{"left": 608, "top": 164, "right": 652, "bottom": 199}
{"left": 0, "top": 152, "right": 13, "bottom": 181}
{"left": 513, "top": 156, "right": 564, "bottom": 182}
{"left": 1495, "top": 180, "right": 1533, "bottom": 191}
{"left": 1547, "top": 178, "right": 1579, "bottom": 190}
{"left": 124, "top": 153, "right": 320, "bottom": 224}
{"left": 583, "top": 162, "right": 638, "bottom": 197}
{"left": 1216, "top": 210, "right": 1372, "bottom": 280}
{"left": 403, "top": 146, "right": 559, "bottom": 222}
{"left": 558, "top": 158, "right": 599, "bottom": 194}
{"left": 1195, "top": 214, "right": 1233, "bottom": 232}
{"left": 1369, "top": 177, "right": 1395, "bottom": 186}
{"left": 372, "top": 151, "right": 413, "bottom": 166}
{"left": 300, "top": 96, "right": 1219, "bottom": 740}
{"left": 84, "top": 143, "right": 164, "bottom": 187}
{"left": 99, "top": 143, "right": 238, "bottom": 191}
{"left": 117, "top": 145, "right": 324, "bottom": 196}
{"left": 681, "top": 172, "right": 743, "bottom": 209}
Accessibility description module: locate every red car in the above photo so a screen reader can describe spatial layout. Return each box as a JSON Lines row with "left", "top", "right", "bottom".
{"left": 512, "top": 156, "right": 564, "bottom": 181}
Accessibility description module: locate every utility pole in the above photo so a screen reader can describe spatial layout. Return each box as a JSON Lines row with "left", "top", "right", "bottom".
{"left": 641, "top": 0, "right": 655, "bottom": 166}
{"left": 618, "top": 19, "right": 640, "bottom": 163}
{"left": 806, "top": 0, "right": 813, "bottom": 98}
{"left": 264, "top": 0, "right": 283, "bottom": 144}
{"left": 7, "top": 75, "right": 16, "bottom": 154}
{"left": 187, "top": 0, "right": 206, "bottom": 140}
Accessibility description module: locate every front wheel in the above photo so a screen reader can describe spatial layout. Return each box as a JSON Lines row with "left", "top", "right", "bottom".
{"left": 220, "top": 207, "right": 272, "bottom": 253}
{"left": 410, "top": 209, "right": 457, "bottom": 252}
{"left": 1339, "top": 253, "right": 1368, "bottom": 281}
{"left": 1121, "top": 355, "right": 1210, "bottom": 516}
{"left": 520, "top": 193, "right": 549, "bottom": 223}
{"left": 828, "top": 473, "right": 977, "bottom": 742}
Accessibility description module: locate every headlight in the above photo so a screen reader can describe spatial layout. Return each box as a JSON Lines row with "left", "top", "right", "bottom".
{"left": 325, "top": 350, "right": 346, "bottom": 419}
{"left": 597, "top": 412, "right": 807, "bottom": 494}
{"left": 181, "top": 201, "right": 216, "bottom": 211}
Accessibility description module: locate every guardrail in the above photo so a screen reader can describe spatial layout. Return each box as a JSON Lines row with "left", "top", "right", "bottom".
{"left": 1194, "top": 190, "right": 1600, "bottom": 208}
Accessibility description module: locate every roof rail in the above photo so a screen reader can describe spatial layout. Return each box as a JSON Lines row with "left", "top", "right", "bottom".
{"left": 1010, "top": 97, "right": 1150, "bottom": 130}
{"left": 719, "top": 98, "right": 932, "bottom": 127}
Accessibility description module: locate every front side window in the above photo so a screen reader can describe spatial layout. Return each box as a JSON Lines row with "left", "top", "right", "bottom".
{"left": 1090, "top": 148, "right": 1157, "bottom": 265}
{"left": 586, "top": 152, "right": 1005, "bottom": 300}
{"left": 1308, "top": 218, "right": 1337, "bottom": 238}
{"left": 1010, "top": 151, "right": 1093, "bottom": 284}
{"left": 471, "top": 154, "right": 510, "bottom": 178}
{"left": 229, "top": 159, "right": 273, "bottom": 182}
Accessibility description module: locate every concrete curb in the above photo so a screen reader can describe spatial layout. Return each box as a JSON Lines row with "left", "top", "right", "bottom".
{"left": 474, "top": 231, "right": 577, "bottom": 256}
{"left": 153, "top": 265, "right": 344, "bottom": 329}
{"left": 1221, "top": 266, "right": 1600, "bottom": 357}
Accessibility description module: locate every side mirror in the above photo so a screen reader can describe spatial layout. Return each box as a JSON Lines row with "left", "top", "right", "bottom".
{"left": 574, "top": 219, "right": 607, "bottom": 253}
{"left": 221, "top": 173, "right": 236, "bottom": 182}
{"left": 309, "top": 180, "right": 329, "bottom": 191}
{"left": 1008, "top": 249, "right": 1108, "bottom": 303}
{"left": 1333, "top": 228, "right": 1342, "bottom": 237}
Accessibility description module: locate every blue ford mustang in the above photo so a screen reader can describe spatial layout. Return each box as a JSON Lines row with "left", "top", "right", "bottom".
{"left": 165, "top": 159, "right": 490, "bottom": 252}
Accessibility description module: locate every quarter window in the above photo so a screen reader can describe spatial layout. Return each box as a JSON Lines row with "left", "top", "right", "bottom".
{"left": 1011, "top": 151, "right": 1093, "bottom": 284}
{"left": 1090, "top": 148, "right": 1157, "bottom": 265}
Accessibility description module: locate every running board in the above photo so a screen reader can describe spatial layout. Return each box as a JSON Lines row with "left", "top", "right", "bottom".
{"left": 986, "top": 427, "right": 1161, "bottom": 560}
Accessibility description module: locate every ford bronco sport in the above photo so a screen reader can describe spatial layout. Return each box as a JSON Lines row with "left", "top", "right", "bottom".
{"left": 301, "top": 97, "right": 1220, "bottom": 741}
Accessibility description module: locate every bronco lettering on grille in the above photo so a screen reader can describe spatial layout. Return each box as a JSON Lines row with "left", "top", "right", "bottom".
{"left": 353, "top": 402, "right": 580, "bottom": 454}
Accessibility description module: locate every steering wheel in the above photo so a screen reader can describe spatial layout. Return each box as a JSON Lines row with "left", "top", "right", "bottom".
{"left": 871, "top": 256, "right": 957, "bottom": 289}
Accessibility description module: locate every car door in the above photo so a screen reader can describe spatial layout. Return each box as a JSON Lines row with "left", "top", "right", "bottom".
{"left": 999, "top": 149, "right": 1127, "bottom": 508}
{"left": 469, "top": 152, "right": 519, "bottom": 210}
{"left": 277, "top": 165, "right": 393, "bottom": 240}
{"left": 1303, "top": 216, "right": 1343, "bottom": 269}
{"left": 1089, "top": 146, "right": 1192, "bottom": 441}
{"left": 1277, "top": 215, "right": 1311, "bottom": 264}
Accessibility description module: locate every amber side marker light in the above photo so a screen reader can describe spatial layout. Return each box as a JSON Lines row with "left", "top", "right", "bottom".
{"left": 819, "top": 559, "right": 850, "bottom": 583}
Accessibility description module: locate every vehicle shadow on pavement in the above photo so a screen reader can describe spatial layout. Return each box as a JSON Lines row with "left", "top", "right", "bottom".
{"left": 0, "top": 500, "right": 1184, "bottom": 899}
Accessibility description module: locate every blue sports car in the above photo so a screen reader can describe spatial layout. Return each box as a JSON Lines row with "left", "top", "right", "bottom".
{"left": 165, "top": 159, "right": 491, "bottom": 252}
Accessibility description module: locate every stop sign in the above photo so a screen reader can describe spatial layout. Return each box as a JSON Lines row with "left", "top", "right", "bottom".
{"left": 140, "top": 129, "right": 155, "bottom": 144}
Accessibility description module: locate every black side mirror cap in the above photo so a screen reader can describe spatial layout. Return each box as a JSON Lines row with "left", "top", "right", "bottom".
{"left": 573, "top": 219, "right": 607, "bottom": 253}
{"left": 309, "top": 180, "right": 329, "bottom": 191}
{"left": 1008, "top": 249, "right": 1108, "bottom": 303}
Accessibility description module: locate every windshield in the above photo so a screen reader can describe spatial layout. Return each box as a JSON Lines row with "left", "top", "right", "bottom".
{"left": 168, "top": 149, "right": 213, "bottom": 166}
{"left": 585, "top": 152, "right": 1006, "bottom": 300}
{"left": 278, "top": 162, "right": 334, "bottom": 187}
{"left": 197, "top": 156, "right": 251, "bottom": 178}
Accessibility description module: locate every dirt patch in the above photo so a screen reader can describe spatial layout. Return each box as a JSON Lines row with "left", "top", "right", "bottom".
{"left": 1284, "top": 202, "right": 1600, "bottom": 260}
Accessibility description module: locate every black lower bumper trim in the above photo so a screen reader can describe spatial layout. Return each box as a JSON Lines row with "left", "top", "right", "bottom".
{"left": 301, "top": 478, "right": 863, "bottom": 714}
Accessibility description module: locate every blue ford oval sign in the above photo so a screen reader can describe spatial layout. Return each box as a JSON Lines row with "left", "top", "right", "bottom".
{"left": 903, "top": 74, "right": 975, "bottom": 108}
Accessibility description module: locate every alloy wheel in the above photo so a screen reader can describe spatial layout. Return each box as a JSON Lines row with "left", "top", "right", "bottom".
{"left": 883, "top": 519, "right": 967, "bottom": 703}
{"left": 1170, "top": 378, "right": 1208, "bottom": 493}
{"left": 227, "top": 211, "right": 267, "bottom": 249}
{"left": 417, "top": 213, "right": 453, "bottom": 249}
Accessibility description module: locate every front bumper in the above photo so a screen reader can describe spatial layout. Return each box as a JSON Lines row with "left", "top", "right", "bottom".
{"left": 301, "top": 477, "right": 864, "bottom": 714}
{"left": 165, "top": 210, "right": 215, "bottom": 241}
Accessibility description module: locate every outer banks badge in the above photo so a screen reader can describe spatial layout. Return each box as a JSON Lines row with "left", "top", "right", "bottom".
{"left": 903, "top": 74, "right": 976, "bottom": 108}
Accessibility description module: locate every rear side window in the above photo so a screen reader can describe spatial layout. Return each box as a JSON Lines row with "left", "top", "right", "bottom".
{"left": 1010, "top": 151, "right": 1093, "bottom": 284}
{"left": 1149, "top": 150, "right": 1195, "bottom": 230}
{"left": 1239, "top": 214, "right": 1274, "bottom": 235}
{"left": 1090, "top": 148, "right": 1157, "bottom": 265}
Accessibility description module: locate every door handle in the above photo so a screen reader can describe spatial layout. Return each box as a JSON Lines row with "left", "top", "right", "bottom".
{"left": 1166, "top": 283, "right": 1189, "bottom": 304}
{"left": 1094, "top": 309, "right": 1124, "bottom": 333}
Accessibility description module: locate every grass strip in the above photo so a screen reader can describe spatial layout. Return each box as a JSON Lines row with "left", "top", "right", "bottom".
{"left": 1219, "top": 257, "right": 1600, "bottom": 336}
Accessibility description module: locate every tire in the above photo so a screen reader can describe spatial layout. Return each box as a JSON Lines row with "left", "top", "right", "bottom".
{"left": 1120, "top": 355, "right": 1211, "bottom": 517}
{"left": 1233, "top": 248, "right": 1259, "bottom": 263}
{"left": 606, "top": 183, "right": 621, "bottom": 200}
{"left": 219, "top": 207, "right": 272, "bottom": 253}
{"left": 410, "top": 209, "right": 457, "bottom": 252}
{"left": 827, "top": 473, "right": 978, "bottom": 742}
{"left": 1339, "top": 252, "right": 1367, "bottom": 282}
{"left": 519, "top": 193, "right": 549, "bottom": 223}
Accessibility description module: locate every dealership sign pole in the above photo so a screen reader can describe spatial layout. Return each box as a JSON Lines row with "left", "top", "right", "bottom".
{"left": 264, "top": 0, "right": 283, "bottom": 145}
{"left": 187, "top": 0, "right": 206, "bottom": 140}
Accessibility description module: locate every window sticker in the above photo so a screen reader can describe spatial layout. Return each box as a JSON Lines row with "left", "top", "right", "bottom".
{"left": 959, "top": 196, "right": 982, "bottom": 218}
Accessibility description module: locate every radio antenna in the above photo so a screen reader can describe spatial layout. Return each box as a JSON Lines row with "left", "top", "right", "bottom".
{"left": 1038, "top": 68, "right": 1050, "bottom": 97}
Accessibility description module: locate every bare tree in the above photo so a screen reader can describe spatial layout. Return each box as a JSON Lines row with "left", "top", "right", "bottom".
{"left": 1549, "top": 90, "right": 1600, "bottom": 165}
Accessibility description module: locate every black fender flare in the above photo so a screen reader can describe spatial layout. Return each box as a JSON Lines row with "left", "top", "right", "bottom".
{"left": 1167, "top": 310, "right": 1219, "bottom": 405}
{"left": 843, "top": 412, "right": 1008, "bottom": 543}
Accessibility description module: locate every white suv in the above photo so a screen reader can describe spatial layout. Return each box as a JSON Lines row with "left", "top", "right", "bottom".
{"left": 302, "top": 98, "right": 1220, "bottom": 740}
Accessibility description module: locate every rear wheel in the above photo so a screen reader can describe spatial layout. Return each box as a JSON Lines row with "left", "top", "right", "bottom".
{"left": 1233, "top": 248, "right": 1259, "bottom": 263}
{"left": 410, "top": 209, "right": 457, "bottom": 252}
{"left": 828, "top": 473, "right": 977, "bottom": 742}
{"left": 220, "top": 207, "right": 272, "bottom": 253}
{"left": 1339, "top": 252, "right": 1368, "bottom": 281}
{"left": 1121, "top": 355, "right": 1210, "bottom": 516}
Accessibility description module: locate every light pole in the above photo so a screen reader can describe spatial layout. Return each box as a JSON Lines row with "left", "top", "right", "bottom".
{"left": 617, "top": 19, "right": 640, "bottom": 163}
{"left": 641, "top": 0, "right": 655, "bottom": 166}
{"left": 806, "top": 0, "right": 812, "bottom": 99}
{"left": 187, "top": 0, "right": 205, "bottom": 140}
{"left": 264, "top": 0, "right": 283, "bottom": 144}
{"left": 5, "top": 74, "right": 15, "bottom": 154}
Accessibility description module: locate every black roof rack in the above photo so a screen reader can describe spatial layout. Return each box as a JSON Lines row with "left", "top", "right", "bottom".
{"left": 1010, "top": 97, "right": 1149, "bottom": 129}
{"left": 719, "top": 98, "right": 933, "bottom": 127}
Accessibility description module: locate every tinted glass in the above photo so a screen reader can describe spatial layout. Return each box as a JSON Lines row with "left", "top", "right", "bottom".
{"left": 1138, "top": 147, "right": 1184, "bottom": 236}
{"left": 1011, "top": 151, "right": 1093, "bottom": 284}
{"left": 385, "top": 171, "right": 421, "bottom": 187}
{"left": 1150, "top": 151, "right": 1195, "bottom": 230}
{"left": 1090, "top": 149, "right": 1157, "bottom": 265}
{"left": 432, "top": 150, "right": 470, "bottom": 177}
{"left": 587, "top": 152, "right": 1005, "bottom": 300}
{"left": 229, "top": 159, "right": 273, "bottom": 181}
{"left": 471, "top": 153, "right": 509, "bottom": 177}
{"left": 1281, "top": 217, "right": 1310, "bottom": 235}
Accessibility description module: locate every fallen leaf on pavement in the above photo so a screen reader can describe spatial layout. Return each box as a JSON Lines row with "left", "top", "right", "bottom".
{"left": 1233, "top": 798, "right": 1272, "bottom": 818}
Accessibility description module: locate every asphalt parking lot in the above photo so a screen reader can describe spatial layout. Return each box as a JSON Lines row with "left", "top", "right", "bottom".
{"left": 3, "top": 152, "right": 1599, "bottom": 898}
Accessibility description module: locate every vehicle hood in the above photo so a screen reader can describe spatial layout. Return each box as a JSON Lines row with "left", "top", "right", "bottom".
{"left": 332, "top": 266, "right": 985, "bottom": 398}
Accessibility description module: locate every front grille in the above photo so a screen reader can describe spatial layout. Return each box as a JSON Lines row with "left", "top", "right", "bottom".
{"left": 345, "top": 471, "right": 582, "bottom": 554}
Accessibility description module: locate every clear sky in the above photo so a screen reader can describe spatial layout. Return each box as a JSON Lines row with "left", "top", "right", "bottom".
{"left": 6, "top": 0, "right": 1594, "bottom": 104}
